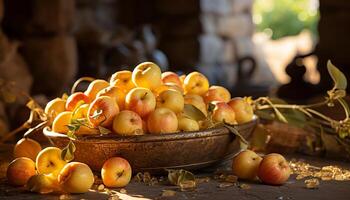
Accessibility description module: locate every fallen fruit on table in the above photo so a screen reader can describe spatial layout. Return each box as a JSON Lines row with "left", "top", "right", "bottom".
{"left": 6, "top": 157, "right": 36, "bottom": 186}
{"left": 258, "top": 153, "right": 291, "bottom": 185}
{"left": 36, "top": 147, "right": 67, "bottom": 177}
{"left": 232, "top": 150, "right": 262, "bottom": 180}
{"left": 101, "top": 157, "right": 132, "bottom": 188}
{"left": 58, "top": 162, "right": 95, "bottom": 193}
{"left": 13, "top": 138, "right": 42, "bottom": 161}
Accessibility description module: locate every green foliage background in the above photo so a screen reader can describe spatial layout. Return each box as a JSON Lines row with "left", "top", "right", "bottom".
{"left": 253, "top": 0, "right": 319, "bottom": 40}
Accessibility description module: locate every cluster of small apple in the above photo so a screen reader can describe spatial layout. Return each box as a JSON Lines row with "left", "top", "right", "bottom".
{"left": 45, "top": 61, "right": 254, "bottom": 136}
{"left": 232, "top": 150, "right": 291, "bottom": 185}
{"left": 6, "top": 138, "right": 132, "bottom": 194}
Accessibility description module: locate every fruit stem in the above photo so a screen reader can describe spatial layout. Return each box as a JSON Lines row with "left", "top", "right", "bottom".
{"left": 70, "top": 77, "right": 95, "bottom": 94}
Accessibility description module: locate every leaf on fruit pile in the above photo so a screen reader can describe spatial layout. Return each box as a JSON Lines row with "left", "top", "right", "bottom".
{"left": 61, "top": 140, "right": 76, "bottom": 162}
{"left": 99, "top": 126, "right": 111, "bottom": 135}
{"left": 327, "top": 60, "right": 347, "bottom": 90}
{"left": 224, "top": 124, "right": 248, "bottom": 146}
{"left": 167, "top": 169, "right": 196, "bottom": 190}
{"left": 183, "top": 104, "right": 206, "bottom": 121}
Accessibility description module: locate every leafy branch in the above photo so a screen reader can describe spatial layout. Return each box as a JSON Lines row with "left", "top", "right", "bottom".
{"left": 253, "top": 60, "right": 350, "bottom": 149}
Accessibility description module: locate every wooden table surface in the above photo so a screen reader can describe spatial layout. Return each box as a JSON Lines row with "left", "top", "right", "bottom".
{"left": 1, "top": 144, "right": 350, "bottom": 200}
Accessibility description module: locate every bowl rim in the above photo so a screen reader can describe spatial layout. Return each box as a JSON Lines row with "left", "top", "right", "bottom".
{"left": 43, "top": 115, "right": 258, "bottom": 143}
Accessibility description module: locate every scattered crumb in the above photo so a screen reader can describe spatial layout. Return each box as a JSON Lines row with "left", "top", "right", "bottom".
{"left": 59, "top": 194, "right": 71, "bottom": 200}
{"left": 97, "top": 184, "right": 105, "bottom": 191}
{"left": 218, "top": 183, "right": 234, "bottom": 188}
{"left": 239, "top": 184, "right": 251, "bottom": 189}
{"left": 119, "top": 188, "right": 127, "bottom": 194}
{"left": 162, "top": 190, "right": 176, "bottom": 197}
{"left": 305, "top": 178, "right": 319, "bottom": 189}
{"left": 224, "top": 175, "right": 238, "bottom": 183}
{"left": 290, "top": 160, "right": 350, "bottom": 181}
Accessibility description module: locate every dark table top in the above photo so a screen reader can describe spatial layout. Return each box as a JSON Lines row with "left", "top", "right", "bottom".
{"left": 1, "top": 144, "right": 350, "bottom": 200}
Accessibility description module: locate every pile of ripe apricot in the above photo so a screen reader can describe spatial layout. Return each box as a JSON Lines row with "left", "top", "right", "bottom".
{"left": 47, "top": 61, "right": 254, "bottom": 136}
{"left": 6, "top": 61, "right": 256, "bottom": 195}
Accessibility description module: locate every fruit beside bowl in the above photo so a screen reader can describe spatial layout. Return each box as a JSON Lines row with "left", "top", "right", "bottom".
{"left": 43, "top": 62, "right": 258, "bottom": 173}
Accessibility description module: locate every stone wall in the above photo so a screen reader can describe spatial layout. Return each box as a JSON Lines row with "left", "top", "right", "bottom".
{"left": 199, "top": 0, "right": 256, "bottom": 88}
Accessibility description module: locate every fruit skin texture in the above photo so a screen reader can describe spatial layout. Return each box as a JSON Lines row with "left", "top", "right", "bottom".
{"left": 112, "top": 110, "right": 143, "bottom": 135}
{"left": 177, "top": 114, "right": 199, "bottom": 132}
{"left": 203, "top": 85, "right": 231, "bottom": 104}
{"left": 88, "top": 96, "right": 119, "bottom": 127}
{"left": 125, "top": 87, "right": 156, "bottom": 118}
{"left": 97, "top": 86, "right": 127, "bottom": 110}
{"left": 161, "top": 71, "right": 182, "bottom": 87}
{"left": 147, "top": 108, "right": 178, "bottom": 134}
{"left": 36, "top": 147, "right": 67, "bottom": 177}
{"left": 14, "top": 138, "right": 42, "bottom": 161}
{"left": 232, "top": 150, "right": 262, "bottom": 180}
{"left": 7, "top": 157, "right": 36, "bottom": 186}
{"left": 101, "top": 157, "right": 132, "bottom": 188}
{"left": 156, "top": 89, "right": 184, "bottom": 113}
{"left": 183, "top": 72, "right": 209, "bottom": 96}
{"left": 65, "top": 92, "right": 90, "bottom": 111}
{"left": 212, "top": 101, "right": 236, "bottom": 125}
{"left": 52, "top": 111, "right": 72, "bottom": 134}
{"left": 258, "top": 153, "right": 291, "bottom": 185}
{"left": 110, "top": 70, "right": 135, "bottom": 92}
{"left": 84, "top": 79, "right": 110, "bottom": 100}
{"left": 184, "top": 94, "right": 208, "bottom": 117}
{"left": 45, "top": 98, "right": 66, "bottom": 119}
{"left": 72, "top": 104, "right": 89, "bottom": 119}
{"left": 228, "top": 97, "right": 254, "bottom": 124}
{"left": 132, "top": 62, "right": 162, "bottom": 90}
{"left": 58, "top": 162, "right": 94, "bottom": 193}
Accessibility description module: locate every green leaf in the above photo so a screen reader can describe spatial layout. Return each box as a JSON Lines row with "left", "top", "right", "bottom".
{"left": 167, "top": 169, "right": 196, "bottom": 190}
{"left": 280, "top": 109, "right": 307, "bottom": 128}
{"left": 61, "top": 140, "right": 76, "bottom": 162}
{"left": 67, "top": 131, "right": 77, "bottom": 140}
{"left": 183, "top": 104, "right": 206, "bottom": 121}
{"left": 98, "top": 126, "right": 111, "bottom": 135}
{"left": 224, "top": 124, "right": 249, "bottom": 145}
{"left": 327, "top": 60, "right": 347, "bottom": 90}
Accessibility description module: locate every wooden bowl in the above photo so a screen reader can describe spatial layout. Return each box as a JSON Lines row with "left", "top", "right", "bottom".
{"left": 43, "top": 117, "right": 258, "bottom": 174}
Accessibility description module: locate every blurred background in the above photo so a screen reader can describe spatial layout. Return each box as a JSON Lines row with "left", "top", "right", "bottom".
{"left": 0, "top": 0, "right": 349, "bottom": 139}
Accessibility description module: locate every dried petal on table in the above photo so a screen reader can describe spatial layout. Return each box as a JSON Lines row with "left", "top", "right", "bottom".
{"left": 218, "top": 183, "right": 234, "bottom": 188}
{"left": 119, "top": 188, "right": 127, "bottom": 194}
{"left": 239, "top": 183, "right": 251, "bottom": 189}
{"left": 196, "top": 177, "right": 210, "bottom": 184}
{"left": 224, "top": 175, "right": 238, "bottom": 183}
{"left": 305, "top": 178, "right": 319, "bottom": 189}
{"left": 162, "top": 190, "right": 176, "bottom": 197}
